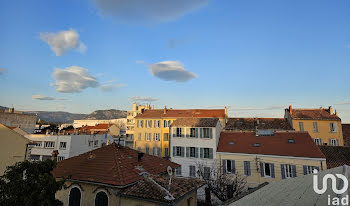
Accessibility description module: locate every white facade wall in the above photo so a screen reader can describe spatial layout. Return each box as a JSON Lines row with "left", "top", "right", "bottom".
{"left": 25, "top": 134, "right": 114, "bottom": 161}
{"left": 170, "top": 122, "right": 222, "bottom": 177}
{"left": 73, "top": 118, "right": 127, "bottom": 129}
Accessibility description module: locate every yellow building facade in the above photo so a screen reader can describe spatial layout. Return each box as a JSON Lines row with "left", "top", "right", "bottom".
{"left": 134, "top": 107, "right": 227, "bottom": 157}
{"left": 285, "top": 105, "right": 343, "bottom": 146}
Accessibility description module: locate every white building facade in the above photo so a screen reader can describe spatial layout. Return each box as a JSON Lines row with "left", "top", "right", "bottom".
{"left": 25, "top": 133, "right": 115, "bottom": 161}
{"left": 170, "top": 118, "right": 222, "bottom": 178}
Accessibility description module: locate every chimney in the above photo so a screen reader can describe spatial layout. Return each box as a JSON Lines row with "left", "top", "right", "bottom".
{"left": 51, "top": 150, "right": 59, "bottom": 161}
{"left": 224, "top": 106, "right": 227, "bottom": 116}
{"left": 152, "top": 105, "right": 154, "bottom": 110}
{"left": 164, "top": 105, "right": 167, "bottom": 114}
{"left": 328, "top": 106, "right": 333, "bottom": 115}
{"left": 335, "top": 110, "right": 338, "bottom": 116}
{"left": 132, "top": 102, "right": 137, "bottom": 111}
{"left": 289, "top": 105, "right": 292, "bottom": 114}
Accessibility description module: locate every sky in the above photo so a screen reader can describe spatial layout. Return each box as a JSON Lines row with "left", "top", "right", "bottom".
{"left": 0, "top": 0, "right": 350, "bottom": 122}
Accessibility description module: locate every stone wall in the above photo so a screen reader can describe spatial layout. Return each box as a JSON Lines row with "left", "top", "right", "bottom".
{"left": 0, "top": 112, "right": 36, "bottom": 133}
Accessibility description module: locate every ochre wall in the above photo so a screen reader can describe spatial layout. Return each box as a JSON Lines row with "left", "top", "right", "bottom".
{"left": 0, "top": 124, "right": 30, "bottom": 175}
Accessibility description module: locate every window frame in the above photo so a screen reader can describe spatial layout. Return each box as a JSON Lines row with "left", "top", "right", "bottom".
{"left": 263, "top": 163, "right": 271, "bottom": 177}
{"left": 313, "top": 122, "right": 319, "bottom": 132}
{"left": 59, "top": 142, "right": 67, "bottom": 149}
{"left": 44, "top": 141, "right": 55, "bottom": 148}
{"left": 189, "top": 165, "right": 196, "bottom": 177}
{"left": 284, "top": 164, "right": 293, "bottom": 178}
{"left": 299, "top": 122, "right": 304, "bottom": 131}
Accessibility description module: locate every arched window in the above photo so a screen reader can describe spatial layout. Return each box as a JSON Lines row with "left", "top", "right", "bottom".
{"left": 95, "top": 191, "right": 108, "bottom": 206}
{"left": 68, "top": 187, "right": 81, "bottom": 206}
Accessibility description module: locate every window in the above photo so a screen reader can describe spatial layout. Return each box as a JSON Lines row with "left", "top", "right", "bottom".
{"left": 287, "top": 139, "right": 295, "bottom": 144}
{"left": 189, "top": 147, "right": 196, "bottom": 157}
{"left": 304, "top": 165, "right": 319, "bottom": 175}
{"left": 94, "top": 140, "right": 99, "bottom": 147}
{"left": 30, "top": 155, "right": 40, "bottom": 161}
{"left": 146, "top": 120, "right": 152, "bottom": 128}
{"left": 189, "top": 165, "right": 196, "bottom": 177}
{"left": 88, "top": 140, "right": 93, "bottom": 147}
{"left": 33, "top": 141, "right": 42, "bottom": 147}
{"left": 175, "top": 166, "right": 182, "bottom": 176}
{"left": 138, "top": 133, "right": 141, "bottom": 140}
{"left": 299, "top": 122, "right": 304, "bottom": 131}
{"left": 330, "top": 123, "right": 337, "bottom": 133}
{"left": 201, "top": 128, "right": 212, "bottom": 138}
{"left": 57, "top": 156, "right": 65, "bottom": 161}
{"left": 145, "top": 147, "right": 150, "bottom": 154}
{"left": 164, "top": 120, "right": 171, "bottom": 127}
{"left": 163, "top": 133, "right": 169, "bottom": 141}
{"left": 154, "top": 120, "right": 160, "bottom": 128}
{"left": 154, "top": 133, "right": 160, "bottom": 141}
{"left": 224, "top": 160, "right": 235, "bottom": 173}
{"left": 244, "top": 161, "right": 251, "bottom": 176}
{"left": 145, "top": 133, "right": 151, "bottom": 141}
{"left": 95, "top": 191, "right": 108, "bottom": 206}
{"left": 153, "top": 147, "right": 161, "bottom": 156}
{"left": 176, "top": 128, "right": 184, "bottom": 137}
{"left": 186, "top": 147, "right": 198, "bottom": 158}
{"left": 204, "top": 167, "right": 210, "bottom": 179}
{"left": 174, "top": 146, "right": 184, "bottom": 157}
{"left": 282, "top": 164, "right": 296, "bottom": 178}
{"left": 44, "top": 141, "right": 55, "bottom": 148}
{"left": 313, "top": 138, "right": 322, "bottom": 145}
{"left": 201, "top": 148, "right": 213, "bottom": 159}
{"left": 330, "top": 139, "right": 339, "bottom": 146}
{"left": 137, "top": 147, "right": 141, "bottom": 151}
{"left": 313, "top": 122, "right": 319, "bottom": 132}
{"left": 261, "top": 163, "right": 275, "bottom": 178}
{"left": 68, "top": 187, "right": 81, "bottom": 206}
{"left": 190, "top": 128, "right": 197, "bottom": 137}
{"left": 59, "top": 142, "right": 67, "bottom": 149}
{"left": 164, "top": 148, "right": 169, "bottom": 156}
{"left": 138, "top": 120, "right": 143, "bottom": 128}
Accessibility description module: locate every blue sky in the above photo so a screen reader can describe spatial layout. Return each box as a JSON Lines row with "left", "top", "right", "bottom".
{"left": 0, "top": 0, "right": 350, "bottom": 122}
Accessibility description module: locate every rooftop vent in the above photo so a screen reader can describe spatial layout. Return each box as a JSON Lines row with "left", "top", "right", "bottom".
{"left": 287, "top": 139, "right": 295, "bottom": 144}
{"left": 256, "top": 129, "right": 274, "bottom": 136}
{"left": 253, "top": 143, "right": 261, "bottom": 147}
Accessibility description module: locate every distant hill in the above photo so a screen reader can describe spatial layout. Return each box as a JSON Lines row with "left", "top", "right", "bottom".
{"left": 0, "top": 106, "right": 127, "bottom": 123}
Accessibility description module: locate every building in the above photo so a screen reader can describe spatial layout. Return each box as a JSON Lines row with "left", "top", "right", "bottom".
{"left": 25, "top": 132, "right": 114, "bottom": 161}
{"left": 229, "top": 165, "right": 350, "bottom": 206}
{"left": 125, "top": 103, "right": 152, "bottom": 148}
{"left": 342, "top": 124, "right": 350, "bottom": 146}
{"left": 73, "top": 118, "right": 126, "bottom": 129}
{"left": 224, "top": 118, "right": 294, "bottom": 131}
{"left": 169, "top": 118, "right": 222, "bottom": 178}
{"left": 134, "top": 106, "right": 227, "bottom": 157}
{"left": 284, "top": 105, "right": 343, "bottom": 146}
{"left": 53, "top": 143, "right": 203, "bottom": 206}
{"left": 318, "top": 145, "right": 350, "bottom": 169}
{"left": 217, "top": 131, "right": 326, "bottom": 187}
{"left": 0, "top": 107, "right": 36, "bottom": 133}
{"left": 0, "top": 124, "right": 32, "bottom": 175}
{"left": 73, "top": 123, "right": 122, "bottom": 137}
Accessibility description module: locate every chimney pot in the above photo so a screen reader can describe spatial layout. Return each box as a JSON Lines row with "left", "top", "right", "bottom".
{"left": 164, "top": 106, "right": 167, "bottom": 114}
{"left": 289, "top": 105, "right": 292, "bottom": 114}
{"left": 328, "top": 106, "right": 333, "bottom": 115}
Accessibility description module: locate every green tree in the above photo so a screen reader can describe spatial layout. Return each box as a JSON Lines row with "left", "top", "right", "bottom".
{"left": 0, "top": 160, "right": 65, "bottom": 206}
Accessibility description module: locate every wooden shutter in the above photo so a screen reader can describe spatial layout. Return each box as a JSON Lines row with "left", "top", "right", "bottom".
{"left": 223, "top": 160, "right": 227, "bottom": 174}
{"left": 281, "top": 164, "right": 285, "bottom": 179}
{"left": 181, "top": 147, "right": 185, "bottom": 157}
{"left": 200, "top": 128, "right": 203, "bottom": 138}
{"left": 271, "top": 163, "right": 275, "bottom": 178}
{"left": 292, "top": 165, "right": 297, "bottom": 177}
{"left": 260, "top": 162, "right": 264, "bottom": 177}
{"left": 186, "top": 128, "right": 190, "bottom": 137}
{"left": 209, "top": 148, "right": 213, "bottom": 159}
{"left": 246, "top": 161, "right": 251, "bottom": 176}
{"left": 209, "top": 128, "right": 213, "bottom": 139}
{"left": 195, "top": 147, "right": 199, "bottom": 158}
{"left": 336, "top": 139, "right": 339, "bottom": 146}
{"left": 186, "top": 147, "right": 189, "bottom": 157}
{"left": 303, "top": 165, "right": 307, "bottom": 175}
{"left": 172, "top": 127, "right": 176, "bottom": 137}
{"left": 173, "top": 146, "right": 176, "bottom": 156}
{"left": 195, "top": 128, "right": 198, "bottom": 138}
{"left": 231, "top": 160, "right": 235, "bottom": 173}
{"left": 200, "top": 148, "right": 204, "bottom": 158}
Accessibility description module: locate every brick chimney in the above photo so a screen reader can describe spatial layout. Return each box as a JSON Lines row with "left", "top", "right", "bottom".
{"left": 289, "top": 105, "right": 293, "bottom": 114}
{"left": 164, "top": 106, "right": 167, "bottom": 114}
{"left": 224, "top": 106, "right": 227, "bottom": 116}
{"left": 328, "top": 106, "right": 333, "bottom": 115}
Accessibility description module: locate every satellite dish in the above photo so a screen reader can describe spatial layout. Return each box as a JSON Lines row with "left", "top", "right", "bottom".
{"left": 167, "top": 166, "right": 173, "bottom": 176}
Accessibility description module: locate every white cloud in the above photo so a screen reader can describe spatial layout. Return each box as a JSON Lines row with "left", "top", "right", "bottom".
{"left": 93, "top": 0, "right": 208, "bottom": 24}
{"left": 51, "top": 66, "right": 99, "bottom": 93}
{"left": 32, "top": 94, "right": 67, "bottom": 101}
{"left": 335, "top": 101, "right": 350, "bottom": 105}
{"left": 32, "top": 94, "right": 56, "bottom": 100}
{"left": 130, "top": 96, "right": 159, "bottom": 102}
{"left": 149, "top": 61, "right": 197, "bottom": 82}
{"left": 0, "top": 68, "right": 7, "bottom": 75}
{"left": 99, "top": 83, "right": 126, "bottom": 92}
{"left": 40, "top": 29, "right": 87, "bottom": 56}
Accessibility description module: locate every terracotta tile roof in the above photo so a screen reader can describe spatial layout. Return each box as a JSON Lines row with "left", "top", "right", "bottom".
{"left": 135, "top": 109, "right": 226, "bottom": 119}
{"left": 318, "top": 145, "right": 350, "bottom": 169}
{"left": 171, "top": 118, "right": 219, "bottom": 127}
{"left": 53, "top": 143, "right": 179, "bottom": 187}
{"left": 224, "top": 118, "right": 293, "bottom": 131}
{"left": 217, "top": 131, "right": 325, "bottom": 158}
{"left": 286, "top": 107, "right": 340, "bottom": 120}
{"left": 91, "top": 124, "right": 111, "bottom": 130}
{"left": 342, "top": 124, "right": 350, "bottom": 146}
{"left": 121, "top": 174, "right": 204, "bottom": 204}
